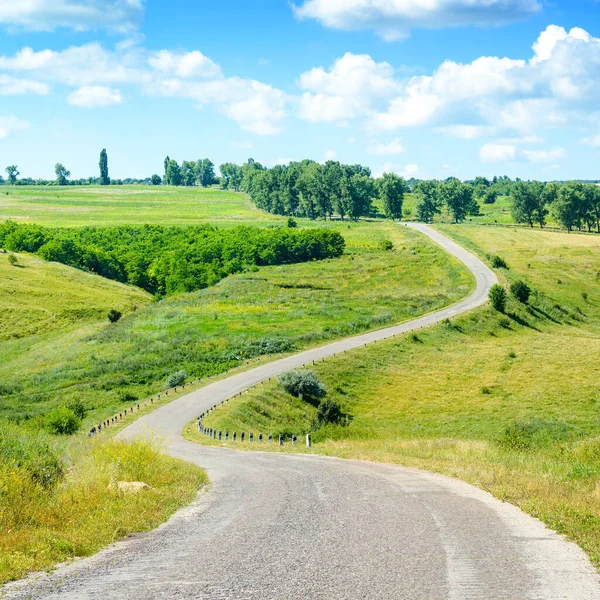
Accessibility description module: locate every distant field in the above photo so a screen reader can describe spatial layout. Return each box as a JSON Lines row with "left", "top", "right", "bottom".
{"left": 0, "top": 185, "right": 281, "bottom": 227}
{"left": 191, "top": 225, "right": 600, "bottom": 568}
{"left": 0, "top": 220, "right": 472, "bottom": 424}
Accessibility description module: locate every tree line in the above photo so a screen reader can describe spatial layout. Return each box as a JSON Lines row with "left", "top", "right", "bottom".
{"left": 0, "top": 222, "right": 345, "bottom": 296}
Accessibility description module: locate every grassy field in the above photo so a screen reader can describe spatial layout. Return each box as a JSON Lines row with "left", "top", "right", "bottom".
{"left": 0, "top": 185, "right": 282, "bottom": 227}
{"left": 0, "top": 219, "right": 472, "bottom": 425}
{"left": 189, "top": 225, "right": 600, "bottom": 568}
{"left": 0, "top": 250, "right": 151, "bottom": 341}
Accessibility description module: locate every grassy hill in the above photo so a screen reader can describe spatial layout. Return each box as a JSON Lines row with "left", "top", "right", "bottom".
{"left": 190, "top": 225, "right": 600, "bottom": 568}
{"left": 0, "top": 220, "right": 471, "bottom": 424}
{"left": 0, "top": 250, "right": 151, "bottom": 341}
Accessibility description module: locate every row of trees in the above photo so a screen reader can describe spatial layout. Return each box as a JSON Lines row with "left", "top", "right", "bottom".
{"left": 511, "top": 180, "right": 600, "bottom": 232}
{"left": 163, "top": 157, "right": 216, "bottom": 187}
{"left": 0, "top": 222, "right": 345, "bottom": 296}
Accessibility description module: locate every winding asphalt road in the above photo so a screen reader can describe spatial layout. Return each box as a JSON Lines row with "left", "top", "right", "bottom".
{"left": 4, "top": 224, "right": 600, "bottom": 599}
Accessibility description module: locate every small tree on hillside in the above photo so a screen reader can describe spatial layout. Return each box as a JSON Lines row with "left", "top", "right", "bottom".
{"left": 489, "top": 284, "right": 508, "bottom": 312}
{"left": 99, "top": 149, "right": 110, "bottom": 185}
{"left": 510, "top": 280, "right": 531, "bottom": 303}
{"left": 279, "top": 369, "right": 326, "bottom": 400}
{"left": 150, "top": 174, "right": 162, "bottom": 185}
{"left": 378, "top": 172, "right": 406, "bottom": 220}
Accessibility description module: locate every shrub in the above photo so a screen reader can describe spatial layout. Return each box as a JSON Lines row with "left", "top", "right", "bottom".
{"left": 489, "top": 284, "right": 507, "bottom": 312}
{"left": 279, "top": 369, "right": 326, "bottom": 400}
{"left": 380, "top": 239, "right": 394, "bottom": 251}
{"left": 582, "top": 291, "right": 588, "bottom": 302}
{"left": 108, "top": 309, "right": 122, "bottom": 323}
{"left": 510, "top": 280, "right": 531, "bottom": 303}
{"left": 119, "top": 392, "right": 138, "bottom": 403}
{"left": 490, "top": 255, "right": 508, "bottom": 269}
{"left": 166, "top": 370, "right": 187, "bottom": 388}
{"left": 498, "top": 420, "right": 581, "bottom": 451}
{"left": 45, "top": 407, "right": 81, "bottom": 436}
{"left": 7, "top": 253, "right": 18, "bottom": 266}
{"left": 287, "top": 217, "right": 298, "bottom": 228}
{"left": 66, "top": 399, "right": 87, "bottom": 420}
{"left": 498, "top": 317, "right": 511, "bottom": 329}
{"left": 316, "top": 399, "right": 343, "bottom": 425}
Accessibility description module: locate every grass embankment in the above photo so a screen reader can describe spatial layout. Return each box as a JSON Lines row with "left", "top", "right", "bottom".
{"left": 0, "top": 221, "right": 471, "bottom": 426}
{"left": 189, "top": 225, "right": 600, "bottom": 568}
{"left": 0, "top": 185, "right": 278, "bottom": 227}
{"left": 0, "top": 426, "right": 206, "bottom": 585}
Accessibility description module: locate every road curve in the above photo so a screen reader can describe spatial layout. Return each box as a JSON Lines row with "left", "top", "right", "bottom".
{"left": 4, "top": 224, "right": 599, "bottom": 600}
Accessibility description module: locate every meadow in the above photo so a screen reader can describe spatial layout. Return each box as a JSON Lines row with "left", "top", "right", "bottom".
{"left": 189, "top": 225, "right": 600, "bottom": 568}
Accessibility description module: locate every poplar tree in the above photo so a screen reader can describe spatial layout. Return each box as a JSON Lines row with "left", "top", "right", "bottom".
{"left": 99, "top": 149, "right": 110, "bottom": 185}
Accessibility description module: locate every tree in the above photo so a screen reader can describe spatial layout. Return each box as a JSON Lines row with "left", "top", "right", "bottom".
{"left": 415, "top": 180, "right": 441, "bottom": 223}
{"left": 346, "top": 173, "right": 375, "bottom": 220}
{"left": 510, "top": 280, "right": 531, "bottom": 303}
{"left": 163, "top": 156, "right": 170, "bottom": 184}
{"left": 5, "top": 165, "right": 19, "bottom": 184}
{"left": 438, "top": 179, "right": 473, "bottom": 223}
{"left": 165, "top": 159, "right": 181, "bottom": 186}
{"left": 181, "top": 161, "right": 196, "bottom": 186}
{"left": 196, "top": 159, "right": 215, "bottom": 187}
{"left": 378, "top": 172, "right": 406, "bottom": 220}
{"left": 552, "top": 182, "right": 585, "bottom": 231}
{"left": 279, "top": 369, "right": 326, "bottom": 400}
{"left": 220, "top": 163, "right": 242, "bottom": 191}
{"left": 107, "top": 309, "right": 122, "bottom": 323}
{"left": 150, "top": 174, "right": 162, "bottom": 186}
{"left": 55, "top": 163, "right": 70, "bottom": 186}
{"left": 483, "top": 189, "right": 499, "bottom": 204}
{"left": 511, "top": 181, "right": 546, "bottom": 228}
{"left": 489, "top": 284, "right": 508, "bottom": 312}
{"left": 99, "top": 149, "right": 110, "bottom": 185}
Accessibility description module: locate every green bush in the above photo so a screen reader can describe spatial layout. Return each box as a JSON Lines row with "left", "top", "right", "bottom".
{"left": 490, "top": 255, "right": 508, "bottom": 269}
{"left": 498, "top": 420, "right": 581, "bottom": 451}
{"left": 7, "top": 253, "right": 17, "bottom": 266}
{"left": 45, "top": 407, "right": 81, "bottom": 436}
{"left": 66, "top": 399, "right": 87, "bottom": 420}
{"left": 510, "top": 280, "right": 531, "bottom": 303}
{"left": 380, "top": 239, "right": 394, "bottom": 251}
{"left": 108, "top": 309, "right": 122, "bottom": 323}
{"left": 489, "top": 284, "right": 507, "bottom": 312}
{"left": 279, "top": 369, "right": 326, "bottom": 400}
{"left": 316, "top": 399, "right": 343, "bottom": 425}
{"left": 166, "top": 370, "right": 187, "bottom": 388}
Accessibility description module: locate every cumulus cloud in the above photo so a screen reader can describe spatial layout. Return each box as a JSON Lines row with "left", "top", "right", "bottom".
{"left": 522, "top": 148, "right": 566, "bottom": 163}
{"left": 293, "top": 0, "right": 541, "bottom": 41}
{"left": 367, "top": 138, "right": 406, "bottom": 155}
{"left": 0, "top": 0, "right": 145, "bottom": 33}
{"left": 68, "top": 85, "right": 123, "bottom": 108}
{"left": 148, "top": 50, "right": 222, "bottom": 79}
{"left": 0, "top": 74, "right": 49, "bottom": 95}
{"left": 0, "top": 115, "right": 29, "bottom": 139}
{"left": 580, "top": 134, "right": 600, "bottom": 148}
{"left": 374, "top": 162, "right": 419, "bottom": 178}
{"left": 479, "top": 143, "right": 516, "bottom": 163}
{"left": 436, "top": 125, "right": 494, "bottom": 139}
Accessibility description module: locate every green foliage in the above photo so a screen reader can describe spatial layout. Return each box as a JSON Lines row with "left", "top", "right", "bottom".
{"left": 108, "top": 309, "right": 122, "bottom": 323}
{"left": 511, "top": 181, "right": 547, "bottom": 228}
{"left": 0, "top": 222, "right": 346, "bottom": 296}
{"left": 510, "top": 280, "right": 531, "bottom": 303}
{"left": 166, "top": 370, "right": 187, "bottom": 388}
{"left": 66, "top": 399, "right": 87, "bottom": 420}
{"left": 490, "top": 254, "right": 508, "bottom": 269}
{"left": 378, "top": 172, "right": 406, "bottom": 220}
{"left": 7, "top": 253, "right": 17, "bottom": 266}
{"left": 489, "top": 284, "right": 507, "bottom": 312}
{"left": 380, "top": 239, "right": 393, "bottom": 251}
{"left": 45, "top": 407, "right": 81, "bottom": 435}
{"left": 498, "top": 420, "right": 581, "bottom": 451}
{"left": 483, "top": 189, "right": 499, "bottom": 204}
{"left": 279, "top": 369, "right": 326, "bottom": 400}
{"left": 150, "top": 174, "right": 161, "bottom": 185}
{"left": 5, "top": 165, "right": 19, "bottom": 184}
{"left": 414, "top": 180, "right": 442, "bottom": 223}
{"left": 316, "top": 398, "right": 343, "bottom": 425}
{"left": 287, "top": 217, "right": 297, "bottom": 228}
{"left": 54, "top": 163, "right": 70, "bottom": 186}
{"left": 438, "top": 179, "right": 477, "bottom": 223}
{"left": 99, "top": 149, "right": 110, "bottom": 186}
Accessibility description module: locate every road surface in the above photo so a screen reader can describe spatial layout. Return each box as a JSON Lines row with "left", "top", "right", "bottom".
{"left": 4, "top": 224, "right": 599, "bottom": 600}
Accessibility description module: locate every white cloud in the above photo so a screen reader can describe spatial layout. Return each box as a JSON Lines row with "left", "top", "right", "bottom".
{"left": 0, "top": 74, "right": 49, "bottom": 95}
{"left": 148, "top": 50, "right": 222, "bottom": 79}
{"left": 0, "top": 115, "right": 29, "bottom": 139}
{"left": 479, "top": 143, "right": 516, "bottom": 163}
{"left": 293, "top": 0, "right": 541, "bottom": 41}
{"left": 0, "top": 0, "right": 145, "bottom": 33}
{"left": 67, "top": 85, "right": 123, "bottom": 108}
{"left": 367, "top": 138, "right": 406, "bottom": 155}
{"left": 522, "top": 148, "right": 566, "bottom": 163}
{"left": 374, "top": 162, "right": 419, "bottom": 178}
{"left": 436, "top": 125, "right": 494, "bottom": 139}
{"left": 498, "top": 135, "right": 545, "bottom": 144}
{"left": 580, "top": 134, "right": 600, "bottom": 148}
{"left": 323, "top": 150, "right": 337, "bottom": 161}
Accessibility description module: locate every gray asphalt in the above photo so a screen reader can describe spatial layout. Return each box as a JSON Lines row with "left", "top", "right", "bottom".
{"left": 4, "top": 223, "right": 599, "bottom": 600}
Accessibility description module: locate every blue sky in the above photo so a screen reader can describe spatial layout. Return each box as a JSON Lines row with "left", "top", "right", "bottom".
{"left": 0, "top": 0, "right": 599, "bottom": 181}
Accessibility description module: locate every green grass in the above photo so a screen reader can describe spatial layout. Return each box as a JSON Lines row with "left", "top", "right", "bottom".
{"left": 0, "top": 250, "right": 151, "bottom": 341}
{"left": 188, "top": 225, "right": 600, "bottom": 568}
{"left": 0, "top": 220, "right": 472, "bottom": 426}
{"left": 0, "top": 434, "right": 206, "bottom": 585}
{"left": 0, "top": 185, "right": 282, "bottom": 227}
